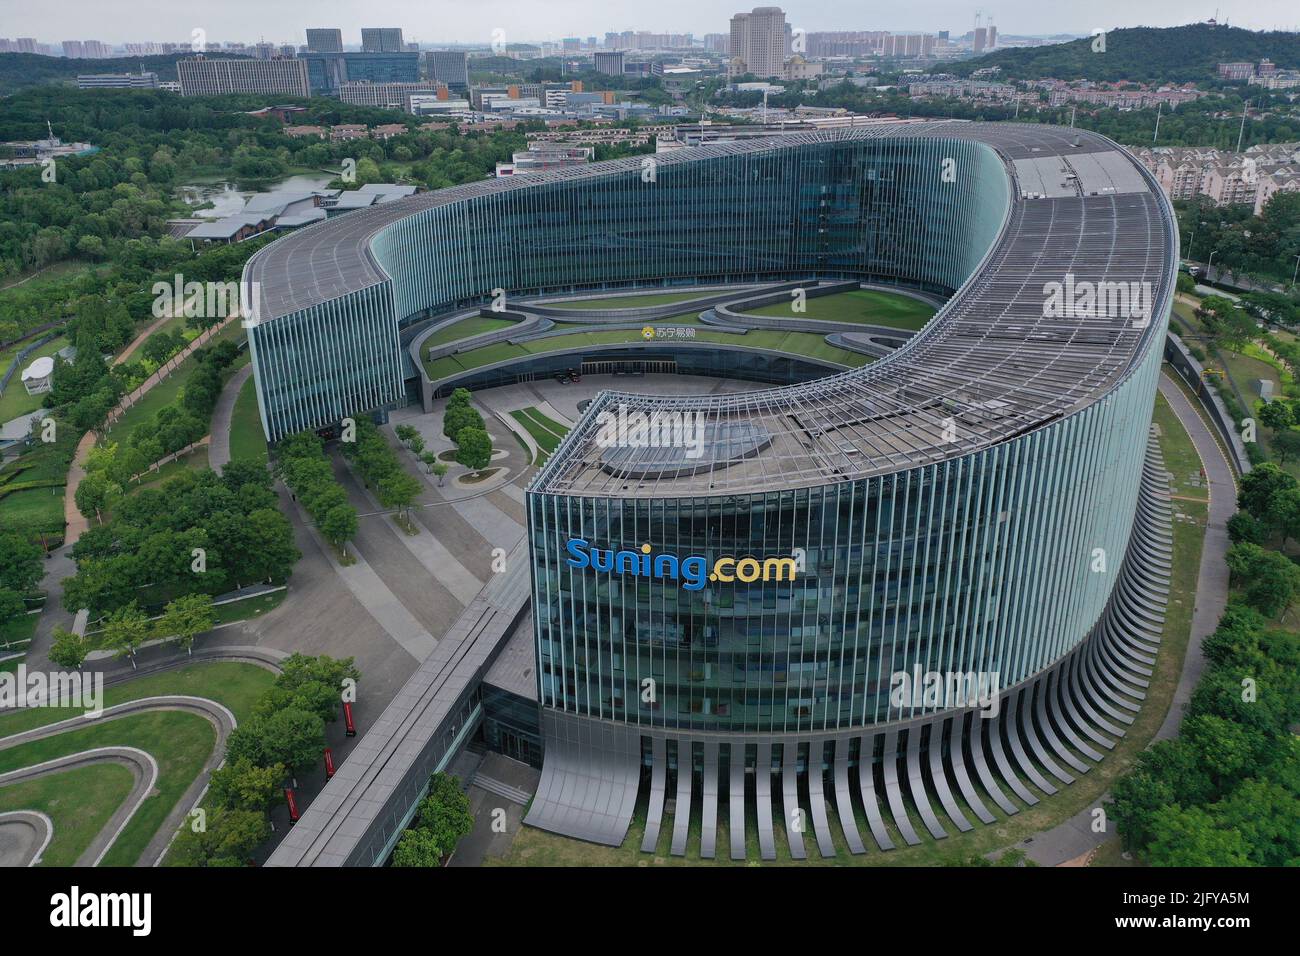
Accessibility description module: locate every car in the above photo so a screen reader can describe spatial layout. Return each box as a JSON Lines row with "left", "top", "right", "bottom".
{"left": 567, "top": 367, "right": 581, "bottom": 383}
{"left": 554, "top": 370, "right": 572, "bottom": 384}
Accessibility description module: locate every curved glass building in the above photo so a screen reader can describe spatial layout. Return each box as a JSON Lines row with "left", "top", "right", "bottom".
{"left": 244, "top": 123, "right": 1178, "bottom": 858}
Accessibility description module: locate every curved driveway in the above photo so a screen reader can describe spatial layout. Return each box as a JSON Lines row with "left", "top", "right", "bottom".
{"left": 0, "top": 695, "right": 237, "bottom": 866}
{"left": 0, "top": 810, "right": 54, "bottom": 866}
{"left": 1017, "top": 372, "right": 1236, "bottom": 866}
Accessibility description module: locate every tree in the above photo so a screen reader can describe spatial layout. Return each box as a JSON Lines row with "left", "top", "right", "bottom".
{"left": 1226, "top": 511, "right": 1266, "bottom": 545}
{"left": 169, "top": 808, "right": 271, "bottom": 867}
{"left": 390, "top": 826, "right": 444, "bottom": 867}
{"left": 321, "top": 503, "right": 358, "bottom": 555}
{"left": 0, "top": 588, "right": 25, "bottom": 628}
{"left": 101, "top": 601, "right": 151, "bottom": 667}
{"left": 1144, "top": 805, "right": 1249, "bottom": 867}
{"left": 226, "top": 707, "right": 325, "bottom": 774}
{"left": 455, "top": 427, "right": 493, "bottom": 472}
{"left": 1225, "top": 541, "right": 1300, "bottom": 617}
{"left": 1258, "top": 400, "right": 1294, "bottom": 432}
{"left": 409, "top": 434, "right": 426, "bottom": 456}
{"left": 240, "top": 508, "right": 299, "bottom": 583}
{"left": 443, "top": 403, "right": 483, "bottom": 442}
{"left": 419, "top": 450, "right": 438, "bottom": 474}
{"left": 48, "top": 626, "right": 88, "bottom": 669}
{"left": 0, "top": 531, "right": 42, "bottom": 595}
{"left": 432, "top": 462, "right": 448, "bottom": 486}
{"left": 1237, "top": 462, "right": 1296, "bottom": 530}
{"left": 207, "top": 757, "right": 286, "bottom": 813}
{"left": 378, "top": 470, "right": 423, "bottom": 523}
{"left": 1273, "top": 428, "right": 1300, "bottom": 466}
{"left": 394, "top": 424, "right": 417, "bottom": 448}
{"left": 418, "top": 773, "right": 474, "bottom": 856}
{"left": 74, "top": 472, "right": 122, "bottom": 525}
{"left": 158, "top": 592, "right": 215, "bottom": 654}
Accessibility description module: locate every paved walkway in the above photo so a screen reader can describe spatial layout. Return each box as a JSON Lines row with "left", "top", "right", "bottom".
{"left": 63, "top": 311, "right": 239, "bottom": 547}
{"left": 1018, "top": 373, "right": 1235, "bottom": 866}
{"left": 208, "top": 363, "right": 254, "bottom": 473}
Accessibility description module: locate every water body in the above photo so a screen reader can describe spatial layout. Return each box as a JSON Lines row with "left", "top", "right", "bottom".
{"left": 178, "top": 173, "right": 334, "bottom": 219}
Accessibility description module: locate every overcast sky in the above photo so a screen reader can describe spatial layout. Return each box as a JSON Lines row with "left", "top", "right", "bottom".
{"left": 5, "top": 1, "right": 1297, "bottom": 46}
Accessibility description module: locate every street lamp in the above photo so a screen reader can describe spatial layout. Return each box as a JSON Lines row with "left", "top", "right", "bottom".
{"left": 1292, "top": 253, "right": 1300, "bottom": 289}
{"left": 1208, "top": 250, "right": 1219, "bottom": 276}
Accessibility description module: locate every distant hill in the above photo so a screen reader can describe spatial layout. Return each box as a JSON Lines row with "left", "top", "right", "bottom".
{"left": 945, "top": 23, "right": 1300, "bottom": 84}
{"left": 0, "top": 52, "right": 250, "bottom": 95}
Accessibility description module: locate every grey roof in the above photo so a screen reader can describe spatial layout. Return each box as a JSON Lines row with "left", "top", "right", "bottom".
{"left": 244, "top": 122, "right": 1177, "bottom": 496}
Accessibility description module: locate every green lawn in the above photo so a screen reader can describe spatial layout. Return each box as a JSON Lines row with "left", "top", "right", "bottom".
{"left": 509, "top": 408, "right": 570, "bottom": 467}
{"left": 0, "top": 710, "right": 216, "bottom": 866}
{"left": 741, "top": 289, "right": 935, "bottom": 330}
{"left": 0, "top": 415, "right": 80, "bottom": 544}
{"left": 424, "top": 321, "right": 872, "bottom": 383}
{"left": 0, "top": 661, "right": 276, "bottom": 865}
{"left": 547, "top": 290, "right": 721, "bottom": 310}
{"left": 101, "top": 321, "right": 243, "bottom": 443}
{"left": 0, "top": 763, "right": 136, "bottom": 866}
{"left": 494, "top": 391, "right": 1207, "bottom": 867}
{"left": 227, "top": 372, "right": 268, "bottom": 466}
{"left": 0, "top": 661, "right": 274, "bottom": 739}
{"left": 422, "top": 316, "right": 517, "bottom": 349}
{"left": 127, "top": 446, "right": 210, "bottom": 496}
{"left": 0, "top": 612, "right": 38, "bottom": 653}
{"left": 0, "top": 335, "right": 70, "bottom": 424}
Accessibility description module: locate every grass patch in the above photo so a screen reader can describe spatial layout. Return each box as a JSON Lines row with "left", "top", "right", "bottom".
{"left": 0, "top": 661, "right": 274, "bottom": 738}
{"left": 101, "top": 321, "right": 242, "bottom": 442}
{"left": 0, "top": 612, "right": 38, "bottom": 652}
{"left": 741, "top": 289, "right": 935, "bottom": 331}
{"left": 0, "top": 762, "right": 136, "bottom": 867}
{"left": 547, "top": 290, "right": 719, "bottom": 310}
{"left": 228, "top": 372, "right": 268, "bottom": 466}
{"left": 425, "top": 324, "right": 872, "bottom": 382}
{"left": 458, "top": 467, "right": 501, "bottom": 484}
{"left": 422, "top": 316, "right": 517, "bottom": 349}
{"left": 212, "top": 589, "right": 285, "bottom": 626}
{"left": 0, "top": 335, "right": 70, "bottom": 424}
{"left": 509, "top": 407, "right": 570, "bottom": 467}
{"left": 0, "top": 710, "right": 215, "bottom": 866}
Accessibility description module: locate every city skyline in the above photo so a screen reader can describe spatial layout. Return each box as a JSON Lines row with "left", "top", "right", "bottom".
{"left": 4, "top": 0, "right": 1298, "bottom": 47}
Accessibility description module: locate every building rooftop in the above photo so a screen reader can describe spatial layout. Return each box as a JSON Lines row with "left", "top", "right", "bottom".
{"left": 244, "top": 122, "right": 1176, "bottom": 495}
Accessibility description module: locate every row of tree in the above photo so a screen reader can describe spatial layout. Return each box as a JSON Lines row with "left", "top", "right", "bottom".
{"left": 1111, "top": 462, "right": 1300, "bottom": 864}
{"left": 274, "top": 431, "right": 359, "bottom": 557}
{"left": 440, "top": 389, "right": 494, "bottom": 474}
{"left": 394, "top": 423, "right": 449, "bottom": 485}
{"left": 171, "top": 653, "right": 362, "bottom": 866}
{"left": 340, "top": 419, "right": 424, "bottom": 528}
{"left": 49, "top": 591, "right": 215, "bottom": 669}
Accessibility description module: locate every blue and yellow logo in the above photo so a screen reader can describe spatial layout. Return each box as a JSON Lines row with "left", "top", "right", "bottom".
{"left": 564, "top": 539, "right": 798, "bottom": 591}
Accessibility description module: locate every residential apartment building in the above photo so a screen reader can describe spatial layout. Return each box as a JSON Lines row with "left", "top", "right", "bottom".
{"left": 729, "top": 6, "right": 786, "bottom": 78}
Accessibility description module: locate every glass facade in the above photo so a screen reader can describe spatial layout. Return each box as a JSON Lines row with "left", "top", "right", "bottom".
{"left": 249, "top": 134, "right": 1008, "bottom": 441}
{"left": 527, "top": 335, "right": 1162, "bottom": 734}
